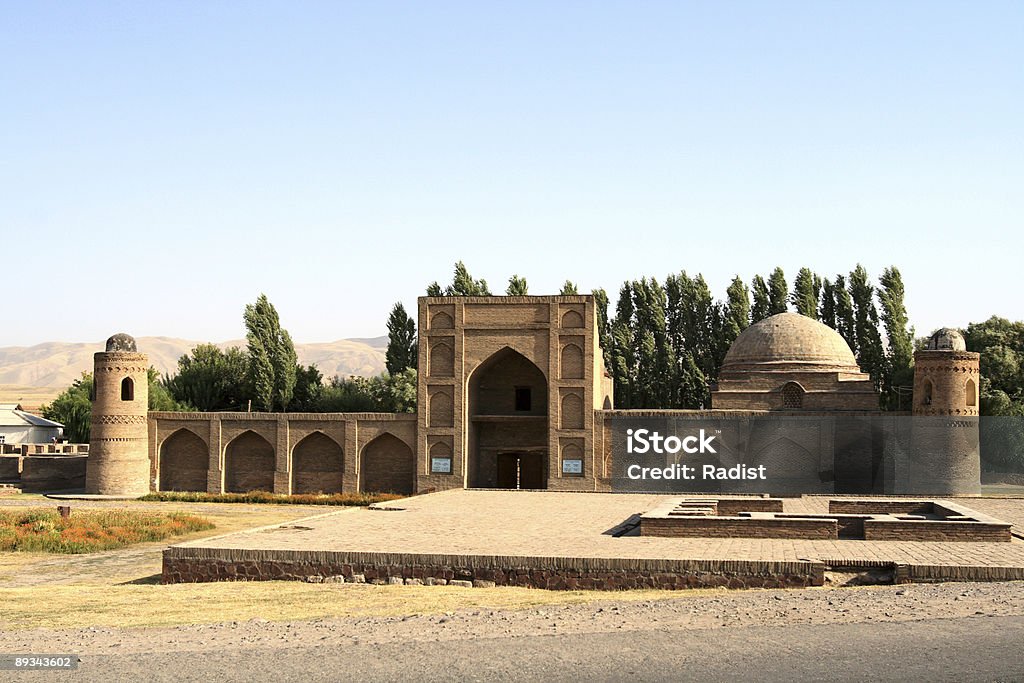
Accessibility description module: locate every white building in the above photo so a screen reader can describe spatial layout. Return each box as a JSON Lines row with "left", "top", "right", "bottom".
{"left": 0, "top": 404, "right": 64, "bottom": 445}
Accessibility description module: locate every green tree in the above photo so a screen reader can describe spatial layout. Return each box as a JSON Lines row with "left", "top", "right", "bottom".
{"left": 791, "top": 267, "right": 820, "bottom": 319}
{"left": 751, "top": 275, "right": 771, "bottom": 322}
{"left": 722, "top": 275, "right": 750, "bottom": 351}
{"left": 964, "top": 317, "right": 1024, "bottom": 401}
{"left": 244, "top": 294, "right": 298, "bottom": 411}
{"left": 849, "top": 265, "right": 887, "bottom": 392}
{"left": 426, "top": 282, "right": 443, "bottom": 296}
{"left": 832, "top": 274, "right": 858, "bottom": 354}
{"left": 41, "top": 373, "right": 93, "bottom": 443}
{"left": 317, "top": 370, "right": 417, "bottom": 413}
{"left": 592, "top": 287, "right": 612, "bottom": 369}
{"left": 506, "top": 274, "right": 529, "bottom": 296}
{"left": 767, "top": 267, "right": 788, "bottom": 315}
{"left": 560, "top": 281, "right": 579, "bottom": 295}
{"left": 447, "top": 261, "right": 491, "bottom": 296}
{"left": 878, "top": 266, "right": 915, "bottom": 405}
{"left": 385, "top": 302, "right": 418, "bottom": 375}
{"left": 819, "top": 278, "right": 837, "bottom": 329}
{"left": 163, "top": 344, "right": 250, "bottom": 411}
{"left": 292, "top": 364, "right": 324, "bottom": 412}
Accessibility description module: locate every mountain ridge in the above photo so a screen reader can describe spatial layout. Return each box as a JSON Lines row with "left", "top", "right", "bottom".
{"left": 0, "top": 336, "right": 388, "bottom": 389}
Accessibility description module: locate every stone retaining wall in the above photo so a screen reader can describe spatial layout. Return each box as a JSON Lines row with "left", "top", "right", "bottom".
{"left": 162, "top": 548, "right": 824, "bottom": 590}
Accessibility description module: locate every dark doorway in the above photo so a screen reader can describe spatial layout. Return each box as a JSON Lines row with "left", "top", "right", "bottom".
{"left": 495, "top": 451, "right": 546, "bottom": 489}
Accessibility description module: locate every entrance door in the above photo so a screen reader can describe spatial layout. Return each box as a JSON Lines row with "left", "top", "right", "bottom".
{"left": 496, "top": 453, "right": 519, "bottom": 489}
{"left": 518, "top": 452, "right": 545, "bottom": 489}
{"left": 494, "top": 452, "right": 546, "bottom": 489}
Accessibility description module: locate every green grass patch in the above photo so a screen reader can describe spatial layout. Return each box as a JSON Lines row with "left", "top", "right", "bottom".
{"left": 138, "top": 490, "right": 402, "bottom": 506}
{"left": 0, "top": 508, "right": 214, "bottom": 554}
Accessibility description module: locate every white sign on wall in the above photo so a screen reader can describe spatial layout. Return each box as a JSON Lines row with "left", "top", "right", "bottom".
{"left": 562, "top": 459, "right": 583, "bottom": 475}
{"left": 431, "top": 457, "right": 452, "bottom": 474}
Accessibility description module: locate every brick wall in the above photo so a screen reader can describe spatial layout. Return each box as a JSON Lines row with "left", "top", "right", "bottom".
{"left": 641, "top": 516, "right": 838, "bottom": 539}
{"left": 361, "top": 433, "right": 414, "bottom": 494}
{"left": 20, "top": 455, "right": 87, "bottom": 493}
{"left": 292, "top": 432, "right": 344, "bottom": 494}
{"left": 159, "top": 428, "right": 208, "bottom": 492}
{"left": 863, "top": 520, "right": 1011, "bottom": 542}
{"left": 224, "top": 431, "right": 276, "bottom": 492}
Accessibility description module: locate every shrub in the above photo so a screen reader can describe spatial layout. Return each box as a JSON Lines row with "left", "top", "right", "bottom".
{"left": 138, "top": 491, "right": 401, "bottom": 506}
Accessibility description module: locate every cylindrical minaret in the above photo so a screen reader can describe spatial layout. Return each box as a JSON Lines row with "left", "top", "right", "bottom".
{"left": 903, "top": 328, "right": 981, "bottom": 495}
{"left": 86, "top": 333, "right": 150, "bottom": 496}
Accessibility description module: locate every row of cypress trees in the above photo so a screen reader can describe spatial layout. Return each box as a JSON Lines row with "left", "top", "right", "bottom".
{"left": 388, "top": 262, "right": 915, "bottom": 411}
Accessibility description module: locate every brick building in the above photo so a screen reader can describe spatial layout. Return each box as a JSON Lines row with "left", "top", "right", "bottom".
{"left": 85, "top": 296, "right": 980, "bottom": 497}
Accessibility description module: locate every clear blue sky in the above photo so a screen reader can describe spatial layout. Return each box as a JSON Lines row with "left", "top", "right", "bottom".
{"left": 3, "top": 1, "right": 1021, "bottom": 346}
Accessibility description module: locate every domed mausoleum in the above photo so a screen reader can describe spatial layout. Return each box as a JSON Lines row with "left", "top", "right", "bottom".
{"left": 711, "top": 312, "right": 878, "bottom": 411}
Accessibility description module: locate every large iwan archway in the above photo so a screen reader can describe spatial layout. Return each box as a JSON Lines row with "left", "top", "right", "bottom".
{"left": 467, "top": 347, "right": 549, "bottom": 489}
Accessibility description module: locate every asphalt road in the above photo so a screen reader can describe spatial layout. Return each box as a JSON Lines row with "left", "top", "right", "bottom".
{"left": 18, "top": 614, "right": 1024, "bottom": 683}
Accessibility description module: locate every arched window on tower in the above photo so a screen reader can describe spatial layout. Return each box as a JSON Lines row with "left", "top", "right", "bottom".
{"left": 966, "top": 379, "right": 977, "bottom": 407}
{"left": 781, "top": 382, "right": 804, "bottom": 409}
{"left": 922, "top": 379, "right": 933, "bottom": 406}
{"left": 121, "top": 377, "right": 134, "bottom": 401}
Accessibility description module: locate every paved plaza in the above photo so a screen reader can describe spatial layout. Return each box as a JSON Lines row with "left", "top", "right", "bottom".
{"left": 165, "top": 491, "right": 1024, "bottom": 586}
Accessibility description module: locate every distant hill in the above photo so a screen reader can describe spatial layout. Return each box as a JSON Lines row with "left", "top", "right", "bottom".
{"left": 0, "top": 336, "right": 388, "bottom": 395}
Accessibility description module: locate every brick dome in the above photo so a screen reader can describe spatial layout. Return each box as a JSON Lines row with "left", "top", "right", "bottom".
{"left": 105, "top": 333, "right": 137, "bottom": 353}
{"left": 926, "top": 328, "right": 967, "bottom": 351}
{"left": 722, "top": 312, "right": 860, "bottom": 372}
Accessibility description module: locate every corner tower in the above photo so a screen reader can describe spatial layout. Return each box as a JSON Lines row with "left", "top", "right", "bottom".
{"left": 905, "top": 328, "right": 981, "bottom": 494}
{"left": 86, "top": 333, "right": 150, "bottom": 496}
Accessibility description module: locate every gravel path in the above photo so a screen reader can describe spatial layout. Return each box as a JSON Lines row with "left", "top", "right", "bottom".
{"left": 1, "top": 580, "right": 1021, "bottom": 655}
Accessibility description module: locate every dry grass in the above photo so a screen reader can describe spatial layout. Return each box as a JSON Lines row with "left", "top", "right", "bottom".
{"left": 0, "top": 508, "right": 213, "bottom": 553}
{"left": 0, "top": 581, "right": 713, "bottom": 630}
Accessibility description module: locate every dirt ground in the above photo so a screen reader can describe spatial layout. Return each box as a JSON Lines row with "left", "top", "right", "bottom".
{"left": 0, "top": 580, "right": 1021, "bottom": 658}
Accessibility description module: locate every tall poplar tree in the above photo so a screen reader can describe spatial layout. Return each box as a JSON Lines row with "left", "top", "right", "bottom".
{"left": 878, "top": 266, "right": 915, "bottom": 403}
{"left": 848, "top": 265, "right": 887, "bottom": 391}
{"left": 385, "top": 302, "right": 418, "bottom": 375}
{"left": 819, "top": 278, "right": 837, "bottom": 329}
{"left": 244, "top": 294, "right": 298, "bottom": 412}
{"left": 833, "top": 274, "right": 858, "bottom": 354}
{"left": 767, "top": 267, "right": 788, "bottom": 315}
{"left": 723, "top": 275, "right": 751, "bottom": 350}
{"left": 791, "top": 267, "right": 820, "bottom": 319}
{"left": 560, "top": 281, "right": 579, "bottom": 295}
{"left": 751, "top": 275, "right": 771, "bottom": 322}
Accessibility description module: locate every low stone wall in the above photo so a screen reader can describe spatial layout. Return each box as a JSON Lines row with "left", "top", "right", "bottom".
{"left": 0, "top": 455, "right": 22, "bottom": 482}
{"left": 829, "top": 500, "right": 933, "bottom": 515}
{"left": 863, "top": 519, "right": 1011, "bottom": 543}
{"left": 20, "top": 455, "right": 87, "bottom": 493}
{"left": 640, "top": 515, "right": 837, "bottom": 539}
{"left": 717, "top": 498, "right": 784, "bottom": 515}
{"left": 162, "top": 548, "right": 824, "bottom": 590}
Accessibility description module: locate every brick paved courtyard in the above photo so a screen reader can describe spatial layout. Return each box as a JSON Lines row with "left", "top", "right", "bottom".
{"left": 164, "top": 491, "right": 1024, "bottom": 588}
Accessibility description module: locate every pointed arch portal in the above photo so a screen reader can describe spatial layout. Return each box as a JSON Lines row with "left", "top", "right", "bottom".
{"left": 467, "top": 347, "right": 549, "bottom": 489}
